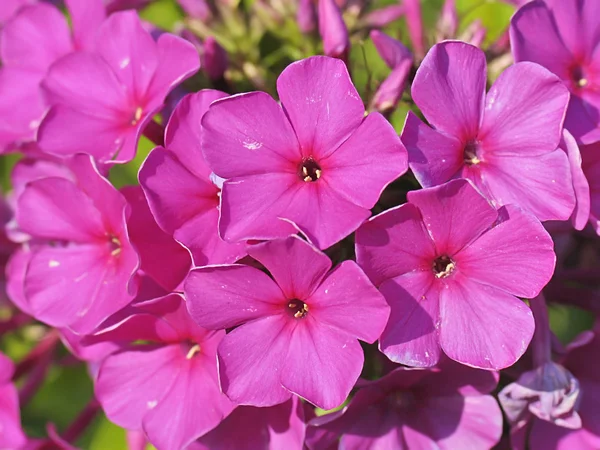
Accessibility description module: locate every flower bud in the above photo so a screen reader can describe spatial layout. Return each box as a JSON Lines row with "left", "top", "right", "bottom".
{"left": 318, "top": 0, "right": 349, "bottom": 61}
{"left": 203, "top": 36, "right": 229, "bottom": 81}
{"left": 297, "top": 0, "right": 317, "bottom": 33}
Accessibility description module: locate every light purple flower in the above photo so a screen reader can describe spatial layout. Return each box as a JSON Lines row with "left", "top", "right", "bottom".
{"left": 402, "top": 41, "right": 575, "bottom": 222}
{"left": 38, "top": 11, "right": 199, "bottom": 163}
{"left": 0, "top": 352, "right": 26, "bottom": 449}
{"left": 201, "top": 56, "right": 407, "bottom": 250}
{"left": 511, "top": 0, "right": 600, "bottom": 144}
{"left": 13, "top": 154, "right": 139, "bottom": 334}
{"left": 355, "top": 178, "right": 556, "bottom": 370}
{"left": 191, "top": 397, "right": 307, "bottom": 450}
{"left": 370, "top": 30, "right": 413, "bottom": 113}
{"left": 306, "top": 360, "right": 502, "bottom": 450}
{"left": 139, "top": 89, "right": 247, "bottom": 267}
{"left": 93, "top": 294, "right": 234, "bottom": 450}
{"left": 184, "top": 235, "right": 390, "bottom": 410}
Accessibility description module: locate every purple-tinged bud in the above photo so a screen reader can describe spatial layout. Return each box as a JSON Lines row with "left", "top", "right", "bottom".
{"left": 499, "top": 362, "right": 582, "bottom": 429}
{"left": 318, "top": 0, "right": 349, "bottom": 61}
{"left": 203, "top": 36, "right": 229, "bottom": 81}
{"left": 402, "top": 0, "right": 424, "bottom": 58}
{"left": 297, "top": 0, "right": 317, "bottom": 33}
{"left": 370, "top": 30, "right": 413, "bottom": 112}
{"left": 363, "top": 4, "right": 404, "bottom": 28}
{"left": 177, "top": 0, "right": 212, "bottom": 21}
{"left": 437, "top": 0, "right": 457, "bottom": 40}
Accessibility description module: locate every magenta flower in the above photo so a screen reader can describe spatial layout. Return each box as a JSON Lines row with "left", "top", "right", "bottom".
{"left": 184, "top": 235, "right": 390, "bottom": 409}
{"left": 93, "top": 294, "right": 234, "bottom": 450}
{"left": 0, "top": 0, "right": 32, "bottom": 26}
{"left": 355, "top": 178, "right": 556, "bottom": 370}
{"left": 202, "top": 37, "right": 228, "bottom": 82}
{"left": 38, "top": 11, "right": 199, "bottom": 163}
{"left": 511, "top": 0, "right": 600, "bottom": 144}
{"left": 0, "top": 352, "right": 26, "bottom": 449}
{"left": 297, "top": 0, "right": 317, "bottom": 33}
{"left": 581, "top": 142, "right": 600, "bottom": 233}
{"left": 560, "top": 130, "right": 591, "bottom": 231}
{"left": 139, "top": 89, "right": 247, "bottom": 266}
{"left": 402, "top": 41, "right": 575, "bottom": 222}
{"left": 370, "top": 30, "right": 413, "bottom": 113}
{"left": 191, "top": 397, "right": 307, "bottom": 450}
{"left": 510, "top": 327, "right": 600, "bottom": 450}
{"left": 121, "top": 186, "right": 191, "bottom": 292}
{"left": 201, "top": 56, "right": 407, "bottom": 250}
{"left": 318, "top": 0, "right": 349, "bottom": 61}
{"left": 306, "top": 360, "right": 502, "bottom": 450}
{"left": 402, "top": 0, "right": 424, "bottom": 58}
{"left": 13, "top": 154, "right": 139, "bottom": 334}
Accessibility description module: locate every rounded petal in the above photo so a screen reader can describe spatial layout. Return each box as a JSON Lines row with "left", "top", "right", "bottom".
{"left": 456, "top": 204, "right": 555, "bottom": 298}
{"left": 481, "top": 151, "right": 576, "bottom": 221}
{"left": 321, "top": 112, "right": 408, "bottom": 208}
{"left": 218, "top": 315, "right": 293, "bottom": 407}
{"left": 185, "top": 265, "right": 285, "bottom": 330}
{"left": 402, "top": 111, "right": 464, "bottom": 188}
{"left": 276, "top": 56, "right": 365, "bottom": 160}
{"left": 406, "top": 179, "right": 498, "bottom": 256}
{"left": 379, "top": 271, "right": 442, "bottom": 368}
{"left": 479, "top": 62, "right": 569, "bottom": 157}
{"left": 439, "top": 274, "right": 534, "bottom": 370}
{"left": 282, "top": 318, "right": 363, "bottom": 410}
{"left": 201, "top": 92, "right": 300, "bottom": 178}
{"left": 355, "top": 202, "right": 436, "bottom": 287}
{"left": 307, "top": 260, "right": 390, "bottom": 343}
{"left": 411, "top": 41, "right": 486, "bottom": 142}
{"left": 247, "top": 235, "right": 331, "bottom": 301}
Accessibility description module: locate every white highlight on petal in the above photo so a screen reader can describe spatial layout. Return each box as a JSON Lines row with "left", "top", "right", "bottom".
{"left": 48, "top": 260, "right": 60, "bottom": 268}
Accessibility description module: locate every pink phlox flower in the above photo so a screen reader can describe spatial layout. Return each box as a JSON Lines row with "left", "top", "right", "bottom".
{"left": 355, "top": 178, "right": 556, "bottom": 370}
{"left": 0, "top": 352, "right": 26, "bottom": 449}
{"left": 402, "top": 41, "right": 575, "bottom": 222}
{"left": 184, "top": 235, "right": 390, "bottom": 410}
{"left": 201, "top": 56, "right": 408, "bottom": 250}
{"left": 92, "top": 293, "right": 234, "bottom": 450}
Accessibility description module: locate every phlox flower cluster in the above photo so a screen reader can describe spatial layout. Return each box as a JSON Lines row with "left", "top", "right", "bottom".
{"left": 0, "top": 0, "right": 599, "bottom": 449}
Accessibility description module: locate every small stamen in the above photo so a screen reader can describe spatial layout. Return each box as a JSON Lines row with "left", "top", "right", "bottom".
{"left": 433, "top": 255, "right": 455, "bottom": 278}
{"left": 131, "top": 107, "right": 143, "bottom": 125}
{"left": 287, "top": 299, "right": 309, "bottom": 319}
{"left": 578, "top": 78, "right": 589, "bottom": 88}
{"left": 463, "top": 141, "right": 481, "bottom": 165}
{"left": 186, "top": 344, "right": 201, "bottom": 359}
{"left": 299, "top": 158, "right": 322, "bottom": 182}
{"left": 109, "top": 236, "right": 121, "bottom": 256}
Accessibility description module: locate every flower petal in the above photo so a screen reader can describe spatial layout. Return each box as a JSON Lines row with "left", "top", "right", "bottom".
{"left": 439, "top": 274, "right": 534, "bottom": 370}
{"left": 247, "top": 236, "right": 331, "bottom": 300}
{"left": 411, "top": 41, "right": 485, "bottom": 141}
{"left": 308, "top": 261, "right": 389, "bottom": 343}
{"left": 321, "top": 112, "right": 408, "bottom": 208}
{"left": 406, "top": 179, "right": 497, "bottom": 256}
{"left": 185, "top": 265, "right": 285, "bottom": 330}
{"left": 201, "top": 92, "right": 300, "bottom": 178}
{"left": 402, "top": 111, "right": 464, "bottom": 188}
{"left": 282, "top": 318, "right": 363, "bottom": 410}
{"left": 479, "top": 62, "right": 569, "bottom": 157}
{"left": 379, "top": 271, "right": 442, "bottom": 367}
{"left": 218, "top": 315, "right": 293, "bottom": 407}
{"left": 276, "top": 56, "right": 365, "bottom": 160}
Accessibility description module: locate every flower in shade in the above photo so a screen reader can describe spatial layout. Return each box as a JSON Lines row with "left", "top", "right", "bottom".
{"left": 13, "top": 154, "right": 139, "bottom": 334}
{"left": 560, "top": 130, "right": 590, "bottom": 231}
{"left": 0, "top": 352, "right": 26, "bottom": 449}
{"left": 355, "top": 178, "right": 556, "bottom": 370}
{"left": 190, "top": 397, "right": 307, "bottom": 450}
{"left": 184, "top": 235, "right": 390, "bottom": 410}
{"left": 93, "top": 294, "right": 234, "bottom": 450}
{"left": 508, "top": 327, "right": 600, "bottom": 450}
{"left": 402, "top": 41, "right": 575, "bottom": 222}
{"left": 139, "top": 89, "right": 247, "bottom": 267}
{"left": 306, "top": 359, "right": 502, "bottom": 450}
{"left": 369, "top": 30, "right": 413, "bottom": 113}
{"left": 511, "top": 0, "right": 600, "bottom": 144}
{"left": 38, "top": 11, "right": 199, "bottom": 163}
{"left": 201, "top": 56, "right": 407, "bottom": 250}
{"left": 580, "top": 141, "right": 600, "bottom": 233}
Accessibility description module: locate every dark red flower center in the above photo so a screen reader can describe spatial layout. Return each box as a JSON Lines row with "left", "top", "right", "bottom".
{"left": 463, "top": 141, "right": 481, "bottom": 165}
{"left": 287, "top": 299, "right": 309, "bottom": 318}
{"left": 298, "top": 157, "right": 322, "bottom": 182}
{"left": 433, "top": 255, "right": 455, "bottom": 278}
